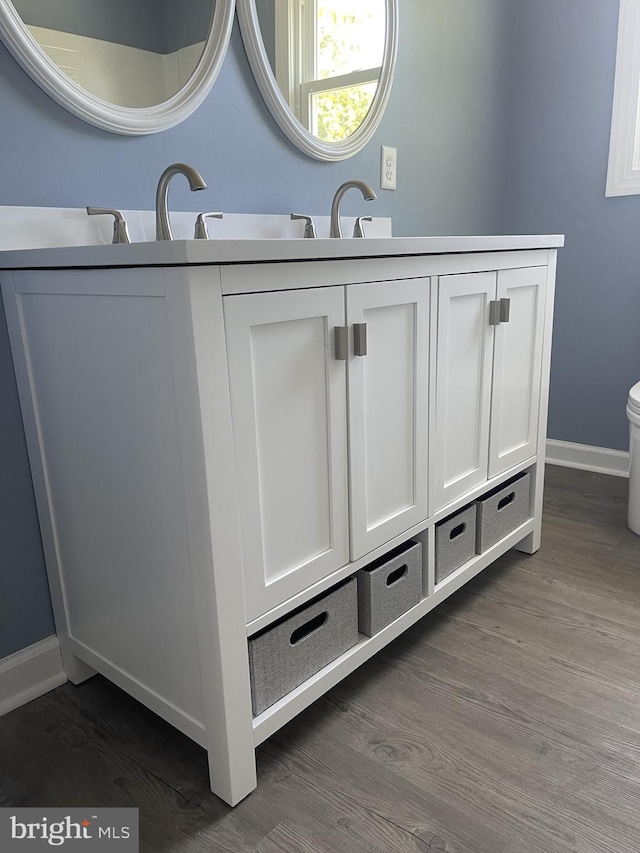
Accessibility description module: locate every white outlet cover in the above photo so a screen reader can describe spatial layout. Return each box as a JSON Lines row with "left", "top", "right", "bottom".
{"left": 380, "top": 145, "right": 397, "bottom": 190}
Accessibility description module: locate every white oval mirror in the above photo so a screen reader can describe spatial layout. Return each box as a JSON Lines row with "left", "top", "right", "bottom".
{"left": 237, "top": 0, "right": 398, "bottom": 161}
{"left": 0, "top": 0, "right": 236, "bottom": 135}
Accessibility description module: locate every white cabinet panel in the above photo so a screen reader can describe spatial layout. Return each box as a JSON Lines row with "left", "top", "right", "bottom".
{"left": 347, "top": 280, "right": 429, "bottom": 559}
{"left": 433, "top": 272, "right": 495, "bottom": 511}
{"left": 489, "top": 267, "right": 546, "bottom": 477}
{"left": 224, "top": 287, "right": 349, "bottom": 622}
{"left": 18, "top": 289, "right": 205, "bottom": 720}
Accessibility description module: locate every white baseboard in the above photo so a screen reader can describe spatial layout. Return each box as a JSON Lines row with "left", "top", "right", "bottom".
{"left": 546, "top": 439, "right": 629, "bottom": 478}
{"left": 0, "top": 636, "right": 67, "bottom": 716}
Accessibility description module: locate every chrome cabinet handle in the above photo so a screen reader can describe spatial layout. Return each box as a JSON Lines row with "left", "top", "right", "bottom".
{"left": 500, "top": 297, "right": 511, "bottom": 322}
{"left": 335, "top": 326, "right": 349, "bottom": 360}
{"left": 489, "top": 300, "right": 501, "bottom": 325}
{"left": 353, "top": 323, "right": 367, "bottom": 356}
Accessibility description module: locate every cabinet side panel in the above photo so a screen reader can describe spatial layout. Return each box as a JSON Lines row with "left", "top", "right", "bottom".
{"left": 18, "top": 288, "right": 204, "bottom": 724}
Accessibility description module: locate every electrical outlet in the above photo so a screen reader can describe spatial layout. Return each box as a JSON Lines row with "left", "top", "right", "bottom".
{"left": 380, "top": 145, "right": 397, "bottom": 190}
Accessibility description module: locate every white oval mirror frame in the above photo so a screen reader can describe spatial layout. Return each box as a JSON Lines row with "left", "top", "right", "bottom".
{"left": 237, "top": 0, "right": 398, "bottom": 161}
{"left": 0, "top": 0, "right": 236, "bottom": 135}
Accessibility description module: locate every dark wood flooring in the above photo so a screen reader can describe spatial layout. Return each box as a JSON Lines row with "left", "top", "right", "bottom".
{"left": 2, "top": 465, "right": 640, "bottom": 852}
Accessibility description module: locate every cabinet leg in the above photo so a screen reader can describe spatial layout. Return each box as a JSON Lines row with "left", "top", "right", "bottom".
{"left": 206, "top": 743, "right": 257, "bottom": 807}
{"left": 515, "top": 524, "right": 541, "bottom": 555}
{"left": 517, "top": 459, "right": 545, "bottom": 556}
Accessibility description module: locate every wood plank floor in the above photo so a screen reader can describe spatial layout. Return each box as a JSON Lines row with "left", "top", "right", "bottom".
{"left": 2, "top": 465, "right": 640, "bottom": 852}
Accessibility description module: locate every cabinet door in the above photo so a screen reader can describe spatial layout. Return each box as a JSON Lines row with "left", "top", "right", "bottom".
{"left": 224, "top": 287, "right": 349, "bottom": 622}
{"left": 488, "top": 266, "right": 546, "bottom": 477}
{"left": 433, "top": 272, "right": 495, "bottom": 511}
{"left": 347, "top": 279, "right": 429, "bottom": 560}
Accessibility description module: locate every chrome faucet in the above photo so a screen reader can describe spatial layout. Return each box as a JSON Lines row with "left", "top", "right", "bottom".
{"left": 353, "top": 216, "right": 373, "bottom": 238}
{"left": 155, "top": 163, "right": 207, "bottom": 241}
{"left": 194, "top": 212, "right": 224, "bottom": 239}
{"left": 330, "top": 180, "right": 377, "bottom": 238}
{"left": 86, "top": 207, "right": 131, "bottom": 244}
{"left": 290, "top": 213, "right": 317, "bottom": 238}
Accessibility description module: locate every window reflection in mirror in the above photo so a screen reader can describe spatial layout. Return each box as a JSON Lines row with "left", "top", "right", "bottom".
{"left": 11, "top": 0, "right": 214, "bottom": 108}
{"left": 257, "top": 0, "right": 386, "bottom": 142}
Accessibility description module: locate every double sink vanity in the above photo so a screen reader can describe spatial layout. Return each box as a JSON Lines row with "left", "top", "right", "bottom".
{"left": 0, "top": 224, "right": 563, "bottom": 805}
{"left": 0, "top": 0, "right": 566, "bottom": 812}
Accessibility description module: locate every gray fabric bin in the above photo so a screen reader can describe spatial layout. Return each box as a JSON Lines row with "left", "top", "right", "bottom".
{"left": 475, "top": 472, "right": 531, "bottom": 553}
{"left": 356, "top": 540, "right": 422, "bottom": 637}
{"left": 248, "top": 577, "right": 358, "bottom": 716}
{"left": 435, "top": 504, "right": 476, "bottom": 583}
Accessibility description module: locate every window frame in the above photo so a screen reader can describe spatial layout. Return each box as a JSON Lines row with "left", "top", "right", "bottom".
{"left": 237, "top": 0, "right": 398, "bottom": 161}
{"left": 607, "top": 0, "right": 640, "bottom": 196}
{"left": 275, "top": 0, "right": 384, "bottom": 140}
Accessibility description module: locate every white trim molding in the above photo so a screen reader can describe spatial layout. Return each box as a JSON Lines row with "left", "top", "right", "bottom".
{"left": 0, "top": 637, "right": 66, "bottom": 717}
{"left": 0, "top": 0, "right": 235, "bottom": 135}
{"left": 606, "top": 0, "right": 640, "bottom": 196}
{"left": 237, "top": 0, "right": 398, "bottom": 161}
{"left": 546, "top": 439, "right": 629, "bottom": 478}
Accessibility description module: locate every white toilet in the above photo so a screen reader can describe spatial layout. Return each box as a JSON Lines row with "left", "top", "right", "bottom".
{"left": 627, "top": 381, "right": 640, "bottom": 533}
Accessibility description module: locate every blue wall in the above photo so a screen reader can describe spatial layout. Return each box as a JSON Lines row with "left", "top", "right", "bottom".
{"left": 0, "top": 6, "right": 508, "bottom": 232}
{"left": 503, "top": 0, "right": 635, "bottom": 450}
{"left": 0, "top": 297, "right": 57, "bottom": 656}
{"left": 0, "top": 0, "right": 512, "bottom": 659}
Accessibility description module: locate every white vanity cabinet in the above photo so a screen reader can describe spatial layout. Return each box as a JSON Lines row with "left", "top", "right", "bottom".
{"left": 225, "top": 278, "right": 429, "bottom": 621}
{"left": 345, "top": 279, "right": 429, "bottom": 561}
{"left": 224, "top": 286, "right": 351, "bottom": 622}
{"left": 0, "top": 235, "right": 562, "bottom": 808}
{"left": 432, "top": 266, "right": 546, "bottom": 511}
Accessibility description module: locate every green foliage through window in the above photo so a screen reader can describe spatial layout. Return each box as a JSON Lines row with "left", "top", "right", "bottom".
{"left": 314, "top": 83, "right": 376, "bottom": 141}
{"left": 311, "top": 1, "right": 384, "bottom": 141}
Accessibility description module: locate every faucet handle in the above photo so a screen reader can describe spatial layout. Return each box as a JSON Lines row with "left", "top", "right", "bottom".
{"left": 353, "top": 216, "right": 373, "bottom": 238}
{"left": 86, "top": 207, "right": 131, "bottom": 244}
{"left": 291, "top": 214, "right": 317, "bottom": 239}
{"left": 194, "top": 212, "right": 223, "bottom": 239}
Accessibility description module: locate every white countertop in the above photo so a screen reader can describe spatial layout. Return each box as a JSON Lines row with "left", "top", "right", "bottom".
{"left": 0, "top": 234, "right": 564, "bottom": 269}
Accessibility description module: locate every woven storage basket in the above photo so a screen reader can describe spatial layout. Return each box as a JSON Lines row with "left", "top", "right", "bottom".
{"left": 475, "top": 472, "right": 531, "bottom": 553}
{"left": 435, "top": 503, "right": 476, "bottom": 583}
{"left": 356, "top": 540, "right": 422, "bottom": 637}
{"left": 248, "top": 577, "right": 358, "bottom": 716}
